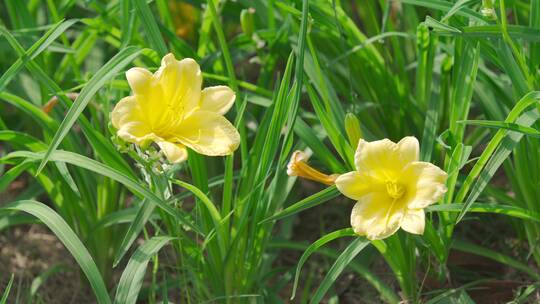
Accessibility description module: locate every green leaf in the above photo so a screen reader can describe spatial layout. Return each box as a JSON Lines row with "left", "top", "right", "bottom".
{"left": 0, "top": 19, "right": 78, "bottom": 91}
{"left": 291, "top": 228, "right": 355, "bottom": 299}
{"left": 37, "top": 46, "right": 142, "bottom": 174}
{"left": 170, "top": 179, "right": 222, "bottom": 224}
{"left": 0, "top": 130, "right": 48, "bottom": 151}
{"left": 452, "top": 240, "right": 540, "bottom": 280}
{"left": 459, "top": 119, "right": 540, "bottom": 138}
{"left": 456, "top": 91, "right": 540, "bottom": 221}
{"left": 113, "top": 201, "right": 156, "bottom": 267}
{"left": 0, "top": 93, "right": 55, "bottom": 132}
{"left": 399, "top": 0, "right": 485, "bottom": 21}
{"left": 261, "top": 185, "right": 340, "bottom": 223}
{"left": 5, "top": 150, "right": 201, "bottom": 235}
{"left": 310, "top": 237, "right": 370, "bottom": 304}
{"left": 0, "top": 161, "right": 33, "bottom": 193}
{"left": 270, "top": 240, "right": 399, "bottom": 304}
{"left": 29, "top": 264, "right": 69, "bottom": 299}
{"left": 114, "top": 236, "right": 174, "bottom": 304}
{"left": 1, "top": 200, "right": 111, "bottom": 304}
{"left": 427, "top": 203, "right": 540, "bottom": 223}
{"left": 0, "top": 274, "right": 14, "bottom": 304}
{"left": 294, "top": 118, "right": 346, "bottom": 173}
{"left": 132, "top": 0, "right": 167, "bottom": 56}
{"left": 0, "top": 213, "right": 39, "bottom": 231}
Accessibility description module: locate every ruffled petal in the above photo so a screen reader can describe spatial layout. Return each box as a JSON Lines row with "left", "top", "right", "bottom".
{"left": 155, "top": 54, "right": 201, "bottom": 113}
{"left": 157, "top": 141, "right": 188, "bottom": 163}
{"left": 172, "top": 111, "right": 240, "bottom": 156}
{"left": 354, "top": 136, "right": 419, "bottom": 179}
{"left": 400, "top": 208, "right": 425, "bottom": 235}
{"left": 350, "top": 192, "right": 405, "bottom": 240}
{"left": 396, "top": 136, "right": 419, "bottom": 165}
{"left": 112, "top": 96, "right": 155, "bottom": 144}
{"left": 111, "top": 96, "right": 140, "bottom": 129}
{"left": 401, "top": 161, "right": 447, "bottom": 209}
{"left": 200, "top": 86, "right": 235, "bottom": 115}
{"left": 126, "top": 67, "right": 154, "bottom": 96}
{"left": 335, "top": 171, "right": 384, "bottom": 200}
{"left": 116, "top": 121, "right": 156, "bottom": 145}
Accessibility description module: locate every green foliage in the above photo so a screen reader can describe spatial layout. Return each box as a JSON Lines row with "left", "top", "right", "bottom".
{"left": 1, "top": 0, "right": 540, "bottom": 303}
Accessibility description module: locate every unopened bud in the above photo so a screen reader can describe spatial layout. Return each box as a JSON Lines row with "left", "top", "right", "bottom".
{"left": 240, "top": 8, "right": 255, "bottom": 37}
{"left": 345, "top": 113, "right": 361, "bottom": 147}
{"left": 287, "top": 151, "right": 338, "bottom": 185}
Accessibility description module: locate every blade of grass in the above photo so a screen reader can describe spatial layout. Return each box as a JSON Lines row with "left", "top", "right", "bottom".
{"left": 456, "top": 92, "right": 540, "bottom": 221}
{"left": 459, "top": 119, "right": 540, "bottom": 138}
{"left": 0, "top": 213, "right": 39, "bottom": 231}
{"left": 399, "top": 0, "right": 485, "bottom": 21}
{"left": 114, "top": 236, "right": 174, "bottom": 304}
{"left": 0, "top": 19, "right": 78, "bottom": 91}
{"left": 132, "top": 0, "right": 167, "bottom": 56}
{"left": 261, "top": 185, "right": 340, "bottom": 223}
{"left": 270, "top": 240, "right": 399, "bottom": 303}
{"left": 113, "top": 200, "right": 155, "bottom": 267}
{"left": 291, "top": 228, "right": 355, "bottom": 299}
{"left": 428, "top": 202, "right": 540, "bottom": 223}
{"left": 1, "top": 200, "right": 111, "bottom": 304}
{"left": 29, "top": 264, "right": 69, "bottom": 300}
{"left": 310, "top": 237, "right": 370, "bottom": 304}
{"left": 5, "top": 150, "right": 201, "bottom": 235}
{"left": 0, "top": 274, "right": 14, "bottom": 304}
{"left": 452, "top": 240, "right": 540, "bottom": 280}
{"left": 36, "top": 46, "right": 142, "bottom": 174}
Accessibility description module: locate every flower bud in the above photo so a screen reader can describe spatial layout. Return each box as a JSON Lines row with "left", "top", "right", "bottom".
{"left": 344, "top": 113, "right": 361, "bottom": 147}
{"left": 287, "top": 151, "right": 338, "bottom": 185}
{"left": 240, "top": 8, "right": 256, "bottom": 37}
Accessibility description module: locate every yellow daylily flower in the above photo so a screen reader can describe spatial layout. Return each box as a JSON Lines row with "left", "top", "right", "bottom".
{"left": 335, "top": 137, "right": 447, "bottom": 240}
{"left": 111, "top": 53, "right": 240, "bottom": 163}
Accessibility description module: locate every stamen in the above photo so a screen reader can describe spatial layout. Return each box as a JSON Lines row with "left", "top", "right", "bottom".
{"left": 385, "top": 181, "right": 405, "bottom": 199}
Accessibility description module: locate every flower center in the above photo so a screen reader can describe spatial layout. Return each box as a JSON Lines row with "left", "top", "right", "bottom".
{"left": 386, "top": 181, "right": 405, "bottom": 199}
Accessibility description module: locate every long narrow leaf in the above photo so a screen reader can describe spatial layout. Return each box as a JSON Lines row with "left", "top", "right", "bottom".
{"left": 310, "top": 237, "right": 370, "bottom": 304}
{"left": 114, "top": 236, "right": 174, "bottom": 304}
{"left": 0, "top": 19, "right": 78, "bottom": 91}
{"left": 5, "top": 150, "right": 201, "bottom": 235}
{"left": 1, "top": 200, "right": 111, "bottom": 304}
{"left": 428, "top": 203, "right": 540, "bottom": 223}
{"left": 0, "top": 274, "right": 14, "bottom": 304}
{"left": 37, "top": 46, "right": 142, "bottom": 174}
{"left": 291, "top": 228, "right": 355, "bottom": 299}
{"left": 261, "top": 185, "right": 340, "bottom": 223}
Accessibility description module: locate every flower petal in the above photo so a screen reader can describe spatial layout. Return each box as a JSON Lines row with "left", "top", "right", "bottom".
{"left": 111, "top": 96, "right": 140, "bottom": 129}
{"left": 401, "top": 161, "right": 448, "bottom": 209}
{"left": 354, "top": 136, "right": 419, "bottom": 179}
{"left": 396, "top": 136, "right": 419, "bottom": 164}
{"left": 200, "top": 86, "right": 235, "bottom": 115}
{"left": 173, "top": 111, "right": 240, "bottom": 156}
{"left": 157, "top": 141, "right": 188, "bottom": 163}
{"left": 156, "top": 54, "right": 202, "bottom": 113}
{"left": 350, "top": 192, "right": 404, "bottom": 240}
{"left": 117, "top": 121, "right": 156, "bottom": 145}
{"left": 335, "top": 171, "right": 384, "bottom": 200}
{"left": 400, "top": 209, "right": 425, "bottom": 235}
{"left": 126, "top": 67, "right": 154, "bottom": 96}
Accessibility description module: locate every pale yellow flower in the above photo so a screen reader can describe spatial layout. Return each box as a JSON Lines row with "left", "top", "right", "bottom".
{"left": 335, "top": 137, "right": 447, "bottom": 240}
{"left": 111, "top": 53, "right": 240, "bottom": 163}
